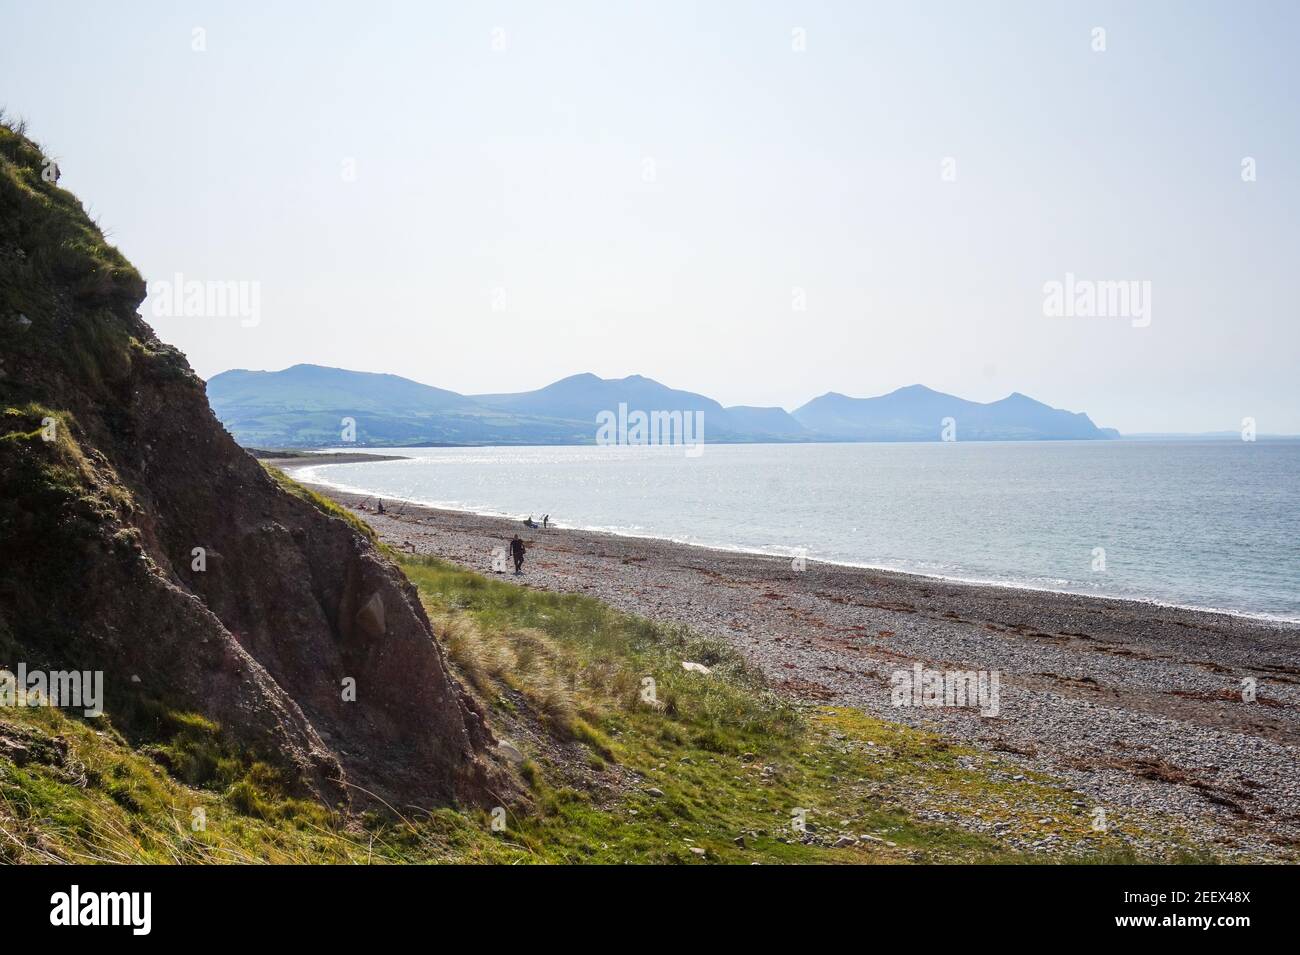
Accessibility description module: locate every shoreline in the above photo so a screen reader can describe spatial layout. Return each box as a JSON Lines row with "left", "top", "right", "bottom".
{"left": 257, "top": 451, "right": 411, "bottom": 466}
{"left": 282, "top": 458, "right": 1300, "bottom": 627}
{"left": 291, "top": 469, "right": 1300, "bottom": 860}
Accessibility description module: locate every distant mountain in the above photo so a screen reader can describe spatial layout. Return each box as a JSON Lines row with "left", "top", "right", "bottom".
{"left": 209, "top": 364, "right": 468, "bottom": 412}
{"left": 472, "top": 373, "right": 806, "bottom": 440}
{"left": 474, "top": 372, "right": 725, "bottom": 424}
{"left": 207, "top": 364, "right": 593, "bottom": 447}
{"left": 793, "top": 385, "right": 1115, "bottom": 441}
{"left": 205, "top": 365, "right": 1116, "bottom": 447}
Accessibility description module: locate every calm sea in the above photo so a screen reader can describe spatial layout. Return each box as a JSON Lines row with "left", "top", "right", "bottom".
{"left": 296, "top": 440, "right": 1300, "bottom": 622}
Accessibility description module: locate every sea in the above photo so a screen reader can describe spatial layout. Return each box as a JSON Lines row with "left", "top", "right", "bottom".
{"left": 294, "top": 440, "right": 1300, "bottom": 623}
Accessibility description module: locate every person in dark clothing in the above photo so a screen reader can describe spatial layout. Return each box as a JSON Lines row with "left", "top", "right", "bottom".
{"left": 509, "top": 535, "right": 526, "bottom": 575}
{"left": 376, "top": 499, "right": 385, "bottom": 515}
{"left": 542, "top": 514, "right": 549, "bottom": 528}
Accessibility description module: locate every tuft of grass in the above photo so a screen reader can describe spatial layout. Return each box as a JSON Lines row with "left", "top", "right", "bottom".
{"left": 406, "top": 553, "right": 799, "bottom": 752}
{"left": 0, "top": 704, "right": 370, "bottom": 864}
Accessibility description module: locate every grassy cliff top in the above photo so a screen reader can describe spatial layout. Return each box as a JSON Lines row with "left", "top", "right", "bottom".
{"left": 0, "top": 117, "right": 144, "bottom": 309}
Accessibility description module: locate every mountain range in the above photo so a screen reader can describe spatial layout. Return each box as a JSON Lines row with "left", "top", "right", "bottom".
{"left": 206, "top": 364, "right": 1119, "bottom": 448}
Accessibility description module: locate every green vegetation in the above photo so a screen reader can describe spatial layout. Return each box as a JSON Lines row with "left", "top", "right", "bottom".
{"left": 0, "top": 404, "right": 134, "bottom": 661}
{"left": 0, "top": 116, "right": 144, "bottom": 308}
{"left": 1, "top": 117, "right": 152, "bottom": 420}
{"left": 0, "top": 695, "right": 366, "bottom": 863}
{"left": 0, "top": 404, "right": 127, "bottom": 515}
{"left": 402, "top": 555, "right": 1218, "bottom": 863}
{"left": 1, "top": 539, "right": 1217, "bottom": 864}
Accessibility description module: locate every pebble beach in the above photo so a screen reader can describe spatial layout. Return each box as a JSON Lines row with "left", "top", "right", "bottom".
{"left": 278, "top": 458, "right": 1300, "bottom": 860}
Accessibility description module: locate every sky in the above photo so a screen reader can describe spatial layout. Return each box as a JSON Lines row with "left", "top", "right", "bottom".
{"left": 3, "top": 0, "right": 1297, "bottom": 433}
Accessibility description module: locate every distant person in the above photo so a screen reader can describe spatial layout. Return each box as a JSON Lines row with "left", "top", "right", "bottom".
{"left": 542, "top": 514, "right": 549, "bottom": 528}
{"left": 509, "top": 535, "right": 526, "bottom": 575}
{"left": 376, "top": 499, "right": 385, "bottom": 515}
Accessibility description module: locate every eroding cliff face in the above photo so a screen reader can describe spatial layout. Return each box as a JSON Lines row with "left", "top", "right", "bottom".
{"left": 0, "top": 123, "right": 500, "bottom": 810}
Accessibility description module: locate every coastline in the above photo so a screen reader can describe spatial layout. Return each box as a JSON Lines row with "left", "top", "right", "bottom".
{"left": 283, "top": 456, "right": 1300, "bottom": 627}
{"left": 287, "top": 464, "right": 1300, "bottom": 860}
{"left": 257, "top": 451, "right": 411, "bottom": 466}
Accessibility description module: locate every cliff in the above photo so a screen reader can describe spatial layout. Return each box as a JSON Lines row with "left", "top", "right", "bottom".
{"left": 0, "top": 121, "right": 501, "bottom": 811}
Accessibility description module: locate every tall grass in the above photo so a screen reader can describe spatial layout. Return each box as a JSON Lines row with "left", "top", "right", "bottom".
{"left": 403, "top": 554, "right": 802, "bottom": 752}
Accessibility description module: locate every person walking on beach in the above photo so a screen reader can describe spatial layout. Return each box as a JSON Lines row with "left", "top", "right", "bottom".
{"left": 376, "top": 499, "right": 385, "bottom": 515}
{"left": 509, "top": 534, "right": 526, "bottom": 575}
{"left": 542, "top": 514, "right": 549, "bottom": 528}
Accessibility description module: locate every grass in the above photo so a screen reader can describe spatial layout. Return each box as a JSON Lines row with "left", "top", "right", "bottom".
{"left": 0, "top": 116, "right": 144, "bottom": 308}
{"left": 1, "top": 118, "right": 154, "bottom": 468}
{"left": 0, "top": 404, "right": 135, "bottom": 662}
{"left": 400, "top": 555, "right": 1222, "bottom": 864}
{"left": 0, "top": 537, "right": 1222, "bottom": 864}
{"left": 0, "top": 701, "right": 368, "bottom": 864}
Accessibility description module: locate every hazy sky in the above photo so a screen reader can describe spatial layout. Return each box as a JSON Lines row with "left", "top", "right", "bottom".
{"left": 3, "top": 1, "right": 1297, "bottom": 432}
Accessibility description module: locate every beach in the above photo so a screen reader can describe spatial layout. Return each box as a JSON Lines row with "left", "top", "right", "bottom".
{"left": 278, "top": 459, "right": 1300, "bottom": 859}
